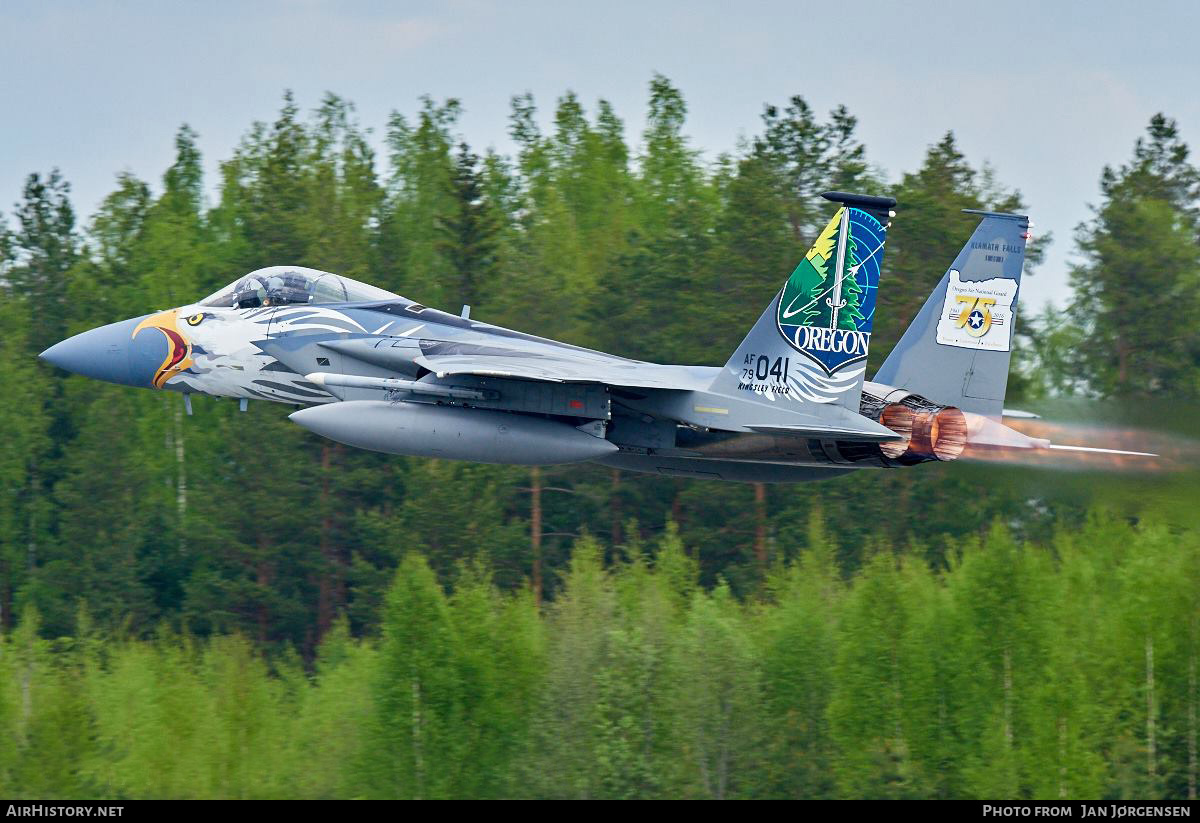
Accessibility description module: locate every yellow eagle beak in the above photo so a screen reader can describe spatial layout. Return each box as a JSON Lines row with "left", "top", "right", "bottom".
{"left": 132, "top": 310, "right": 194, "bottom": 389}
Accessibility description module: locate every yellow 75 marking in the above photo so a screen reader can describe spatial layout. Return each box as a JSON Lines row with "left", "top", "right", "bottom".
{"left": 954, "top": 295, "right": 997, "bottom": 337}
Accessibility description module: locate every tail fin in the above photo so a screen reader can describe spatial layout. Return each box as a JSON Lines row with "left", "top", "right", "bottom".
{"left": 709, "top": 191, "right": 895, "bottom": 411}
{"left": 872, "top": 209, "right": 1030, "bottom": 417}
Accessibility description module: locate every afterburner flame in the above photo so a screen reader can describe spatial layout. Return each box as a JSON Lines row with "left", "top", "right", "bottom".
{"left": 908, "top": 407, "right": 967, "bottom": 461}
{"left": 932, "top": 408, "right": 968, "bottom": 461}
{"left": 879, "top": 403, "right": 913, "bottom": 458}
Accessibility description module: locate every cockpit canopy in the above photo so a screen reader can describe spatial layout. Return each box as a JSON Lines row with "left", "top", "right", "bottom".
{"left": 199, "top": 266, "right": 399, "bottom": 310}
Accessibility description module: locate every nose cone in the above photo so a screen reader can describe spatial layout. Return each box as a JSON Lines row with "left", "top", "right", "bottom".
{"left": 39, "top": 315, "right": 164, "bottom": 388}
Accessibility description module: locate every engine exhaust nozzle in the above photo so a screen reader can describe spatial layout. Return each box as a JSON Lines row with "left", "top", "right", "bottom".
{"left": 911, "top": 407, "right": 967, "bottom": 461}
{"left": 878, "top": 403, "right": 914, "bottom": 459}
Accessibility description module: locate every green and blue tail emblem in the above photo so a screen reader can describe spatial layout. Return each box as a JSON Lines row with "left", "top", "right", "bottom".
{"left": 776, "top": 203, "right": 887, "bottom": 375}
{"left": 711, "top": 191, "right": 895, "bottom": 410}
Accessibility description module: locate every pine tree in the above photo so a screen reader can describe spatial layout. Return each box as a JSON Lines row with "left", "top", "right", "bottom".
{"left": 792, "top": 213, "right": 839, "bottom": 328}
{"left": 834, "top": 222, "right": 865, "bottom": 330}
{"left": 437, "top": 142, "right": 502, "bottom": 312}
{"left": 1066, "top": 114, "right": 1200, "bottom": 398}
{"left": 377, "top": 96, "right": 461, "bottom": 304}
{"left": 8, "top": 170, "right": 79, "bottom": 354}
{"left": 800, "top": 213, "right": 864, "bottom": 331}
{"left": 364, "top": 553, "right": 457, "bottom": 799}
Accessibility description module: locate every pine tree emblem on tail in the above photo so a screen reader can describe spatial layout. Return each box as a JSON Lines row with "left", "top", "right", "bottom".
{"left": 776, "top": 205, "right": 887, "bottom": 375}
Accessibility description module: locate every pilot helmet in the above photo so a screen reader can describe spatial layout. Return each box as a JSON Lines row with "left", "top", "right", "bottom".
{"left": 263, "top": 275, "right": 286, "bottom": 306}
{"left": 264, "top": 271, "right": 313, "bottom": 306}
{"left": 234, "top": 277, "right": 267, "bottom": 309}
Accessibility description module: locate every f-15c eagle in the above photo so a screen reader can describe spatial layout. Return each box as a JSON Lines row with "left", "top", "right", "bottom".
{"left": 40, "top": 192, "right": 1149, "bottom": 482}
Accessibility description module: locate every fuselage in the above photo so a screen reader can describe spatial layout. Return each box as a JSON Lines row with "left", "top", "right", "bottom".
{"left": 37, "top": 266, "right": 960, "bottom": 482}
{"left": 40, "top": 204, "right": 1103, "bottom": 482}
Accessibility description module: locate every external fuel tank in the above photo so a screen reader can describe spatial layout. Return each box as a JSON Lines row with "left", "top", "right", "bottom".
{"left": 289, "top": 400, "right": 617, "bottom": 465}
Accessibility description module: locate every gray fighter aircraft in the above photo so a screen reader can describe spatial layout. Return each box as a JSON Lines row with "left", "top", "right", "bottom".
{"left": 39, "top": 192, "right": 1148, "bottom": 482}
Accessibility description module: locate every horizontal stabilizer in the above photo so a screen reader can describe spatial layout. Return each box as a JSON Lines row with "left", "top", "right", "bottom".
{"left": 1044, "top": 444, "right": 1158, "bottom": 458}
{"left": 745, "top": 423, "right": 903, "bottom": 443}
{"left": 962, "top": 411, "right": 1159, "bottom": 457}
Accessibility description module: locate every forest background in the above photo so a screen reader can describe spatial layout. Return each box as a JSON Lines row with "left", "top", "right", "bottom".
{"left": 0, "top": 78, "right": 1198, "bottom": 799}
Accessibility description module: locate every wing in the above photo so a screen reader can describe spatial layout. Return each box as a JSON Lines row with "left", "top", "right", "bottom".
{"left": 296, "top": 336, "right": 705, "bottom": 391}
{"left": 412, "top": 351, "right": 691, "bottom": 390}
{"left": 257, "top": 333, "right": 902, "bottom": 442}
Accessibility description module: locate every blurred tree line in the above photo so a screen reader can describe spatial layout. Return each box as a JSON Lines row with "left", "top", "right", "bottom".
{"left": 0, "top": 77, "right": 1197, "bottom": 798}
{"left": 1, "top": 517, "right": 1197, "bottom": 799}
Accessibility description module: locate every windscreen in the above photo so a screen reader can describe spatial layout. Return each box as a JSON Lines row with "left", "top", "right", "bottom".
{"left": 198, "top": 266, "right": 399, "bottom": 309}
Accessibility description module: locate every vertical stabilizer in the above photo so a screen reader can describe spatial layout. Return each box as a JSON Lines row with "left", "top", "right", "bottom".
{"left": 872, "top": 209, "right": 1030, "bottom": 416}
{"left": 710, "top": 191, "right": 896, "bottom": 412}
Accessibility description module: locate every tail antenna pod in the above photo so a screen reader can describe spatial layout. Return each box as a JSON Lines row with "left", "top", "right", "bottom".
{"left": 821, "top": 191, "right": 897, "bottom": 226}
{"left": 960, "top": 207, "right": 1033, "bottom": 238}
{"left": 961, "top": 207, "right": 1030, "bottom": 223}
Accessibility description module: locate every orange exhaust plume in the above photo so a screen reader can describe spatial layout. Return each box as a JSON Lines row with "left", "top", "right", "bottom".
{"left": 879, "top": 403, "right": 914, "bottom": 458}
{"left": 960, "top": 415, "right": 1192, "bottom": 473}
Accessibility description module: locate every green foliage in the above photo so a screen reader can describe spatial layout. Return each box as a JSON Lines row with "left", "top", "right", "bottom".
{"left": 437, "top": 143, "right": 503, "bottom": 311}
{"left": 3, "top": 78, "right": 1200, "bottom": 799}
{"left": 378, "top": 96, "right": 460, "bottom": 303}
{"left": 1025, "top": 114, "right": 1200, "bottom": 399}
{"left": 8, "top": 170, "right": 79, "bottom": 353}
{"left": 361, "top": 554, "right": 542, "bottom": 798}
{"left": 0, "top": 521, "right": 1197, "bottom": 798}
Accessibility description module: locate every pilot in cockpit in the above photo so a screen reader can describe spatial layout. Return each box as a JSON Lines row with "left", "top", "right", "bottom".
{"left": 202, "top": 266, "right": 396, "bottom": 310}
{"left": 233, "top": 271, "right": 313, "bottom": 308}
{"left": 233, "top": 276, "right": 269, "bottom": 309}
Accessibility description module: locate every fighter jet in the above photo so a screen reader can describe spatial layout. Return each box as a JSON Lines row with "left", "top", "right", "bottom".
{"left": 39, "top": 191, "right": 1150, "bottom": 482}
